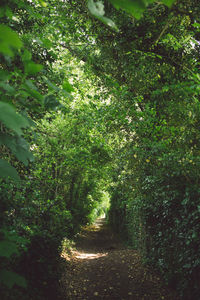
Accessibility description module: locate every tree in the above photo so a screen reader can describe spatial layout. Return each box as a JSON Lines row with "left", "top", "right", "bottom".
{"left": 0, "top": 0, "right": 200, "bottom": 298}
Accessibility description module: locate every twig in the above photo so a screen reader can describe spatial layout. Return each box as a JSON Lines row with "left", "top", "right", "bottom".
{"left": 154, "top": 15, "right": 175, "bottom": 46}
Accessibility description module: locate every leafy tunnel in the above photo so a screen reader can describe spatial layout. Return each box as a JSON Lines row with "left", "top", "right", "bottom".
{"left": 0, "top": 0, "right": 200, "bottom": 299}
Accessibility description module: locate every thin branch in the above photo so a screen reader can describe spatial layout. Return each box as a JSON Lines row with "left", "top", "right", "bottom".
{"left": 154, "top": 15, "right": 175, "bottom": 46}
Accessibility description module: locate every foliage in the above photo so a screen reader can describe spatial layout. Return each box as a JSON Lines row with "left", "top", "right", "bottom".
{"left": 89, "top": 0, "right": 175, "bottom": 24}
{"left": 0, "top": 0, "right": 200, "bottom": 299}
{"left": 65, "top": 1, "right": 200, "bottom": 298}
{"left": 0, "top": 0, "right": 73, "bottom": 297}
{"left": 0, "top": 1, "right": 113, "bottom": 298}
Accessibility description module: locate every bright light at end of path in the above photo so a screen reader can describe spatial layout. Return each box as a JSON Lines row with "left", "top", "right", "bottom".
{"left": 75, "top": 252, "right": 107, "bottom": 260}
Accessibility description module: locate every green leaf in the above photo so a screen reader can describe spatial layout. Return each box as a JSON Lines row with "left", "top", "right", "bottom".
{"left": 24, "top": 62, "right": 43, "bottom": 75}
{"left": 0, "top": 82, "right": 15, "bottom": 95}
{"left": 192, "top": 22, "right": 200, "bottom": 31}
{"left": 0, "top": 25, "right": 22, "bottom": 57}
{"left": 107, "top": 0, "right": 174, "bottom": 18}
{"left": 44, "top": 94, "right": 60, "bottom": 110}
{"left": 0, "top": 6, "right": 13, "bottom": 19}
{"left": 108, "top": 0, "right": 146, "bottom": 11}
{"left": 0, "top": 102, "right": 29, "bottom": 135}
{"left": 63, "top": 80, "right": 74, "bottom": 93}
{"left": 0, "top": 240, "right": 19, "bottom": 258}
{"left": 41, "top": 38, "right": 53, "bottom": 49}
{"left": 161, "top": 0, "right": 175, "bottom": 7}
{"left": 0, "top": 134, "right": 34, "bottom": 166}
{"left": 0, "top": 159, "right": 20, "bottom": 181}
{"left": 24, "top": 80, "right": 44, "bottom": 102}
{"left": 5, "top": 6, "right": 13, "bottom": 18}
{"left": 0, "top": 270, "right": 27, "bottom": 288}
{"left": 88, "top": 0, "right": 119, "bottom": 31}
{"left": 2, "top": 230, "right": 28, "bottom": 247}
{"left": 108, "top": 0, "right": 149, "bottom": 19}
{"left": 0, "top": 7, "right": 5, "bottom": 18}
{"left": 43, "top": 77, "right": 59, "bottom": 92}
{"left": 0, "top": 70, "right": 10, "bottom": 81}
{"left": 22, "top": 49, "right": 32, "bottom": 62}
{"left": 39, "top": 0, "right": 48, "bottom": 7}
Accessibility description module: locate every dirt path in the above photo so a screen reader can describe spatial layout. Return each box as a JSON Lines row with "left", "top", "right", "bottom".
{"left": 60, "top": 218, "right": 178, "bottom": 300}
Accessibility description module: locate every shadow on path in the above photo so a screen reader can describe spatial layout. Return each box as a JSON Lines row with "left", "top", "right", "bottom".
{"left": 60, "top": 218, "right": 178, "bottom": 300}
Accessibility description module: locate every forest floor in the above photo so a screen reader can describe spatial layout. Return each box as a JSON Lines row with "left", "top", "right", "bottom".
{"left": 59, "top": 218, "right": 179, "bottom": 300}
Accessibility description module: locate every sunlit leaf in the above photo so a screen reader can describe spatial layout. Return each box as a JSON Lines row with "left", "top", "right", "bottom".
{"left": 0, "top": 25, "right": 22, "bottom": 56}
{"left": 63, "top": 80, "right": 74, "bottom": 93}
{"left": 24, "top": 62, "right": 43, "bottom": 75}
{"left": 193, "top": 22, "right": 200, "bottom": 28}
{"left": 41, "top": 38, "right": 53, "bottom": 49}
{"left": 39, "top": 0, "right": 48, "bottom": 7}
{"left": 88, "top": 0, "right": 119, "bottom": 31}
{"left": 108, "top": 0, "right": 175, "bottom": 18}
{"left": 161, "top": 0, "right": 175, "bottom": 7}
{"left": 108, "top": 0, "right": 150, "bottom": 19}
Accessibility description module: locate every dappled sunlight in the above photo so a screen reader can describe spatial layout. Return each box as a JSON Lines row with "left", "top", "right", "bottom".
{"left": 61, "top": 248, "right": 108, "bottom": 261}
{"left": 60, "top": 221, "right": 178, "bottom": 300}
{"left": 75, "top": 251, "right": 108, "bottom": 260}
{"left": 61, "top": 248, "right": 108, "bottom": 262}
{"left": 81, "top": 217, "right": 107, "bottom": 232}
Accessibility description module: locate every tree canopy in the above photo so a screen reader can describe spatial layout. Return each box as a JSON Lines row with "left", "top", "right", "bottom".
{"left": 0, "top": 0, "right": 200, "bottom": 299}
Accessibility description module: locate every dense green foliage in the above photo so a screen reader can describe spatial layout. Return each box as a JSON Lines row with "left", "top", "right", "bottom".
{"left": 0, "top": 0, "right": 200, "bottom": 299}
{"left": 0, "top": 1, "right": 111, "bottom": 298}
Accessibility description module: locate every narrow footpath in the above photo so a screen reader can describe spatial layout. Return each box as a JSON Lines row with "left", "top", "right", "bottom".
{"left": 60, "top": 218, "right": 178, "bottom": 300}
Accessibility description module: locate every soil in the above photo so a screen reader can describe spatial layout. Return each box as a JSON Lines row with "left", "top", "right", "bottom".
{"left": 60, "top": 218, "right": 179, "bottom": 300}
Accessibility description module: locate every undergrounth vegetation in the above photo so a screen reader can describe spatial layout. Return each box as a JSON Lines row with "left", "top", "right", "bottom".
{"left": 0, "top": 0, "right": 200, "bottom": 299}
